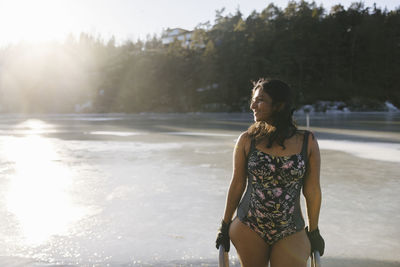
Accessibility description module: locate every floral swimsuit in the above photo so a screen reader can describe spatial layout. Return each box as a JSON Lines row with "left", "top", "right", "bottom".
{"left": 237, "top": 131, "right": 310, "bottom": 245}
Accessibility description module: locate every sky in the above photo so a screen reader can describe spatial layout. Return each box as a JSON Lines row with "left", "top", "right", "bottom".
{"left": 0, "top": 0, "right": 398, "bottom": 45}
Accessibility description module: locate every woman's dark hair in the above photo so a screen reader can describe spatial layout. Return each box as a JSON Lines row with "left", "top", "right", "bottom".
{"left": 247, "top": 78, "right": 297, "bottom": 149}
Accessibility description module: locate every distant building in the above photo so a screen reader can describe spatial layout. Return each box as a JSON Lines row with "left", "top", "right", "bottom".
{"left": 161, "top": 28, "right": 192, "bottom": 47}
{"left": 161, "top": 28, "right": 205, "bottom": 48}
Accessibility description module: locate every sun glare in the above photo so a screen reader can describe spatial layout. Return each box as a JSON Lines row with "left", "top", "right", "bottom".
{"left": 0, "top": 0, "right": 74, "bottom": 44}
{"left": 4, "top": 120, "right": 86, "bottom": 245}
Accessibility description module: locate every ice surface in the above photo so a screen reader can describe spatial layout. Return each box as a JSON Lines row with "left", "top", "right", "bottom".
{"left": 89, "top": 131, "right": 144, "bottom": 136}
{"left": 319, "top": 139, "right": 400, "bottom": 163}
{"left": 0, "top": 113, "right": 399, "bottom": 266}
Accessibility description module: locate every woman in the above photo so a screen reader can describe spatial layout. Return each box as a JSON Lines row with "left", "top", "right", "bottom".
{"left": 216, "top": 79, "right": 324, "bottom": 267}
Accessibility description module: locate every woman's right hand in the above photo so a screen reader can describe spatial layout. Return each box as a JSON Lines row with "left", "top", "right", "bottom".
{"left": 215, "top": 220, "right": 231, "bottom": 252}
{"left": 216, "top": 132, "right": 249, "bottom": 253}
{"left": 306, "top": 227, "right": 325, "bottom": 256}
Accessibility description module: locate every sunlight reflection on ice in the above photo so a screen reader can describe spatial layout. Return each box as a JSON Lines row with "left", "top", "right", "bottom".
{"left": 4, "top": 126, "right": 87, "bottom": 245}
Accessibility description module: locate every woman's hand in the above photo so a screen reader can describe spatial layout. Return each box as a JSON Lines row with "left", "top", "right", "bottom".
{"left": 303, "top": 132, "right": 323, "bottom": 246}
{"left": 215, "top": 220, "right": 231, "bottom": 252}
{"left": 306, "top": 226, "right": 325, "bottom": 256}
{"left": 217, "top": 132, "right": 250, "bottom": 252}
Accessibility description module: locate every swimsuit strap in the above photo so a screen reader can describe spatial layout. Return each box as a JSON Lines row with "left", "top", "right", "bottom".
{"left": 244, "top": 137, "right": 256, "bottom": 171}
{"left": 301, "top": 130, "right": 310, "bottom": 164}
{"left": 250, "top": 137, "right": 256, "bottom": 152}
{"left": 246, "top": 137, "right": 256, "bottom": 160}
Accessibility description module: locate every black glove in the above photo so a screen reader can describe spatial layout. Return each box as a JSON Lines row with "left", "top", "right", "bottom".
{"left": 306, "top": 226, "right": 325, "bottom": 256}
{"left": 216, "top": 220, "right": 231, "bottom": 252}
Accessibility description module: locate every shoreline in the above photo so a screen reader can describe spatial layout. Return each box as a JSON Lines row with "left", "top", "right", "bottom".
{"left": 1, "top": 112, "right": 400, "bottom": 143}
{"left": 0, "top": 110, "right": 399, "bottom": 116}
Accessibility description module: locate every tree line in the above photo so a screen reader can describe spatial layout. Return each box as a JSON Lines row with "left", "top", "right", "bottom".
{"left": 0, "top": 0, "right": 399, "bottom": 113}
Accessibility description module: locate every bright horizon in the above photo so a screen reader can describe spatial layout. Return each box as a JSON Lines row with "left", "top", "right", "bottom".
{"left": 0, "top": 0, "right": 398, "bottom": 45}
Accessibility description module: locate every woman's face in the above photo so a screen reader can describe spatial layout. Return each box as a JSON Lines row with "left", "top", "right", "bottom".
{"left": 250, "top": 88, "right": 273, "bottom": 122}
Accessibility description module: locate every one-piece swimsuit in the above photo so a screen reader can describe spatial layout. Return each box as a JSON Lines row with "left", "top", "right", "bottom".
{"left": 236, "top": 131, "right": 310, "bottom": 245}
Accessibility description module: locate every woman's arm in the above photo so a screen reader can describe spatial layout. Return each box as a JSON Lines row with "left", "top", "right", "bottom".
{"left": 222, "top": 132, "right": 250, "bottom": 223}
{"left": 302, "top": 132, "right": 322, "bottom": 231}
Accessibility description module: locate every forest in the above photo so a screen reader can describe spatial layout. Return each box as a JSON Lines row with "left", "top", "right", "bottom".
{"left": 0, "top": 1, "right": 399, "bottom": 113}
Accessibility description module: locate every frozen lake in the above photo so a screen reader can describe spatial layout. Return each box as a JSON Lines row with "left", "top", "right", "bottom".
{"left": 0, "top": 112, "right": 399, "bottom": 267}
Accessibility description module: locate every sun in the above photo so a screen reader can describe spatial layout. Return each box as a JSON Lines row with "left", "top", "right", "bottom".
{"left": 0, "top": 0, "right": 74, "bottom": 44}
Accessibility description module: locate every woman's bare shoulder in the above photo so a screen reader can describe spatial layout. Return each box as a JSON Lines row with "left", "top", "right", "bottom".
{"left": 237, "top": 131, "right": 252, "bottom": 145}
{"left": 296, "top": 129, "right": 319, "bottom": 155}
{"left": 296, "top": 129, "right": 317, "bottom": 140}
{"left": 236, "top": 131, "right": 252, "bottom": 154}
{"left": 238, "top": 131, "right": 251, "bottom": 140}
